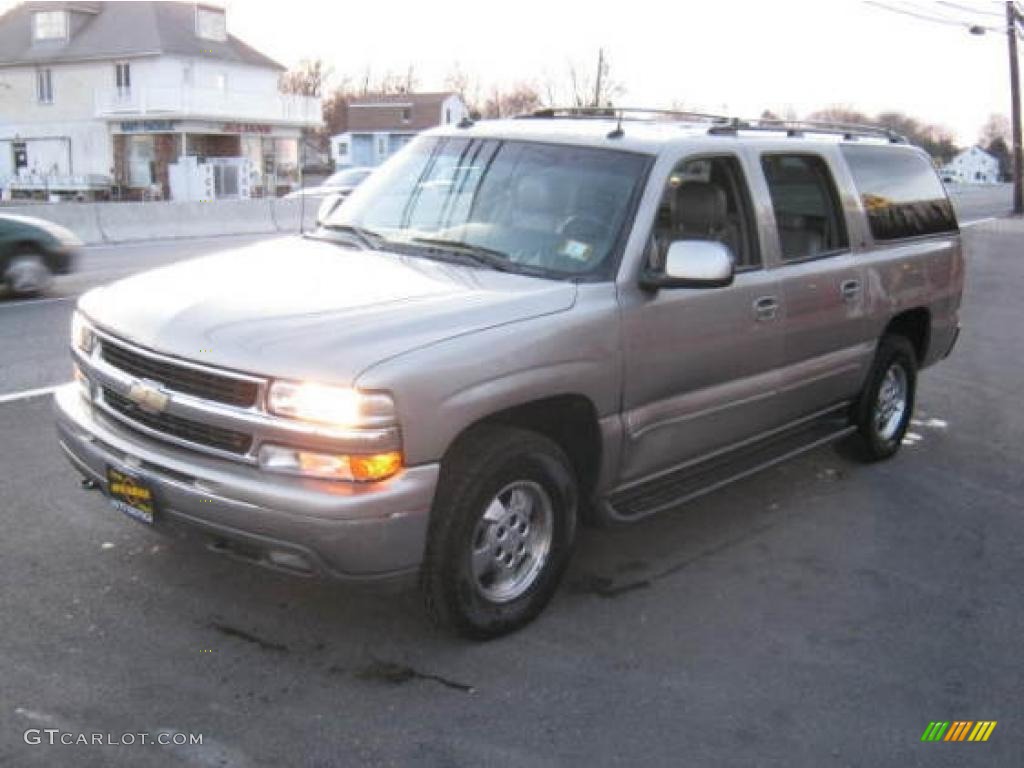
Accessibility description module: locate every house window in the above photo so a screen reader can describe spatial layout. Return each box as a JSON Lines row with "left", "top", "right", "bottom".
{"left": 337, "top": 141, "right": 348, "bottom": 157}
{"left": 36, "top": 68, "right": 53, "bottom": 104}
{"left": 32, "top": 10, "right": 68, "bottom": 41}
{"left": 401, "top": 108, "right": 411, "bottom": 123}
{"left": 196, "top": 7, "right": 227, "bottom": 41}
{"left": 377, "top": 135, "right": 387, "bottom": 157}
{"left": 115, "top": 63, "right": 131, "bottom": 96}
{"left": 445, "top": 108, "right": 452, "bottom": 124}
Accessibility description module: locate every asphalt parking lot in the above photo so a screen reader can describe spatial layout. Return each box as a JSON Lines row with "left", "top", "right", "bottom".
{"left": 1, "top": 198, "right": 1022, "bottom": 766}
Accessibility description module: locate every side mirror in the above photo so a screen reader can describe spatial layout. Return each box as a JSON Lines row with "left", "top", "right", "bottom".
{"left": 316, "top": 192, "right": 346, "bottom": 226}
{"left": 641, "top": 240, "right": 735, "bottom": 290}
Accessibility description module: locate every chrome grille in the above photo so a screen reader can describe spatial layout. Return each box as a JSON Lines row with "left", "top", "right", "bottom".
{"left": 102, "top": 387, "right": 253, "bottom": 455}
{"left": 100, "top": 339, "right": 258, "bottom": 408}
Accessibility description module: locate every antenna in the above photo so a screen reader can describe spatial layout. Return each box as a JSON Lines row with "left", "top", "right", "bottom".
{"left": 607, "top": 110, "right": 624, "bottom": 139}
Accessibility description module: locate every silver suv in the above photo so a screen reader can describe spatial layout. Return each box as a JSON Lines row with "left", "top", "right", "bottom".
{"left": 56, "top": 109, "right": 964, "bottom": 638}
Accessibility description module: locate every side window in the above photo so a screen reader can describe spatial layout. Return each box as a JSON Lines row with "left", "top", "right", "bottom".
{"left": 761, "top": 154, "right": 848, "bottom": 261}
{"left": 650, "top": 155, "right": 761, "bottom": 271}
{"left": 840, "top": 145, "right": 958, "bottom": 240}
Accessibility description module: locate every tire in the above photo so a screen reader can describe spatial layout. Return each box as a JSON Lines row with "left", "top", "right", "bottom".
{"left": 4, "top": 248, "right": 53, "bottom": 298}
{"left": 851, "top": 334, "right": 917, "bottom": 462}
{"left": 420, "top": 424, "right": 578, "bottom": 639}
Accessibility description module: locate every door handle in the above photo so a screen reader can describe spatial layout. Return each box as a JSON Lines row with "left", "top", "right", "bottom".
{"left": 840, "top": 279, "right": 862, "bottom": 301}
{"left": 754, "top": 296, "right": 779, "bottom": 321}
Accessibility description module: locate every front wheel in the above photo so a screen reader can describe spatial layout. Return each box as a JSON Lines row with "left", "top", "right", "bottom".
{"left": 4, "top": 250, "right": 54, "bottom": 297}
{"left": 852, "top": 335, "right": 917, "bottom": 461}
{"left": 420, "top": 425, "right": 578, "bottom": 639}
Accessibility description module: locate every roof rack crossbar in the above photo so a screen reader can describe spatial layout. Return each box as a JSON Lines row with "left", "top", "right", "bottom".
{"left": 516, "top": 107, "right": 907, "bottom": 143}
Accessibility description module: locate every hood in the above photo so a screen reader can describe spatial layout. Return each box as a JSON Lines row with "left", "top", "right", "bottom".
{"left": 79, "top": 236, "right": 576, "bottom": 385}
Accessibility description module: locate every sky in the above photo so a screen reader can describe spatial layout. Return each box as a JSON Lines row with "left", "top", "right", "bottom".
{"left": 0, "top": 0, "right": 1013, "bottom": 144}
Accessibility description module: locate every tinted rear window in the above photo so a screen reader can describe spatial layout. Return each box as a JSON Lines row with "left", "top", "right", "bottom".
{"left": 841, "top": 146, "right": 958, "bottom": 241}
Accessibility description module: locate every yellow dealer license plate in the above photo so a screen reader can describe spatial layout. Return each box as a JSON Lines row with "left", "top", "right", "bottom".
{"left": 107, "top": 466, "right": 156, "bottom": 525}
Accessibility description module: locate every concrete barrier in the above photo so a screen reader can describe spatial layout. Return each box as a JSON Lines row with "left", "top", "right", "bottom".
{"left": 271, "top": 196, "right": 319, "bottom": 235}
{"left": 96, "top": 199, "right": 279, "bottom": 243}
{"left": 1, "top": 197, "right": 320, "bottom": 246}
{"left": 0, "top": 202, "right": 106, "bottom": 245}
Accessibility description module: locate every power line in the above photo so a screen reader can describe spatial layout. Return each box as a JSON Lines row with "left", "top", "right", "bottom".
{"left": 936, "top": 0, "right": 1005, "bottom": 18}
{"left": 864, "top": 0, "right": 1008, "bottom": 32}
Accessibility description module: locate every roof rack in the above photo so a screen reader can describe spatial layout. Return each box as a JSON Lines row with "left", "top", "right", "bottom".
{"left": 708, "top": 117, "right": 906, "bottom": 144}
{"left": 517, "top": 107, "right": 907, "bottom": 144}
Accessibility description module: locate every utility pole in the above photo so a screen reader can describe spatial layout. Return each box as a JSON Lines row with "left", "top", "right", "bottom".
{"left": 593, "top": 48, "right": 604, "bottom": 108}
{"left": 1007, "top": 1, "right": 1023, "bottom": 214}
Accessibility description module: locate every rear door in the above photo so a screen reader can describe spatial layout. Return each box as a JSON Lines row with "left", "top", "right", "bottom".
{"left": 755, "top": 150, "right": 872, "bottom": 422}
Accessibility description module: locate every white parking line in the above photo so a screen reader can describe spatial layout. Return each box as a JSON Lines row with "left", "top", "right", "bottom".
{"left": 960, "top": 217, "right": 997, "bottom": 228}
{"left": 0, "top": 296, "right": 75, "bottom": 310}
{"left": 0, "top": 382, "right": 68, "bottom": 405}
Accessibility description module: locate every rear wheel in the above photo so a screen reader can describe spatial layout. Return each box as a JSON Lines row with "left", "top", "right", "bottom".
{"left": 852, "top": 335, "right": 917, "bottom": 461}
{"left": 420, "top": 425, "right": 577, "bottom": 639}
{"left": 4, "top": 249, "right": 53, "bottom": 297}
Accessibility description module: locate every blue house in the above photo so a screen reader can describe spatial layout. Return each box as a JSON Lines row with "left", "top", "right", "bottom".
{"left": 330, "top": 92, "right": 467, "bottom": 168}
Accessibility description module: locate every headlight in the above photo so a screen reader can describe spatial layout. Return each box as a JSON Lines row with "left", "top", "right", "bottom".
{"left": 71, "top": 311, "right": 96, "bottom": 354}
{"left": 266, "top": 380, "right": 394, "bottom": 427}
{"left": 258, "top": 444, "right": 402, "bottom": 482}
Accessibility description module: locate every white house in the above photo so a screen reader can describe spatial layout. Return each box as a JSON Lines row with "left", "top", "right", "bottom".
{"left": 0, "top": 1, "right": 321, "bottom": 200}
{"left": 331, "top": 92, "right": 468, "bottom": 168}
{"left": 941, "top": 146, "right": 1000, "bottom": 185}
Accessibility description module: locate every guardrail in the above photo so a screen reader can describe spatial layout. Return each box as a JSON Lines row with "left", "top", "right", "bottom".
{"left": 0, "top": 198, "right": 319, "bottom": 245}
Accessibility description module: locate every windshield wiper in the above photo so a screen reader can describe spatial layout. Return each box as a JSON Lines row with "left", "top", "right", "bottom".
{"left": 408, "top": 237, "right": 518, "bottom": 272}
{"left": 319, "top": 223, "right": 383, "bottom": 250}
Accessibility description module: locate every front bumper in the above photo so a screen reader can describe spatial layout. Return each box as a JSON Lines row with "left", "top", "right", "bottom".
{"left": 54, "top": 384, "right": 437, "bottom": 581}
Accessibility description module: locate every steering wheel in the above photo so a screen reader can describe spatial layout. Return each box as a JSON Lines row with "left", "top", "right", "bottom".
{"left": 557, "top": 214, "right": 610, "bottom": 241}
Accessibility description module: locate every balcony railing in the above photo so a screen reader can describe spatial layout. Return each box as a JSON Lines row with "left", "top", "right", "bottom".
{"left": 94, "top": 86, "right": 322, "bottom": 126}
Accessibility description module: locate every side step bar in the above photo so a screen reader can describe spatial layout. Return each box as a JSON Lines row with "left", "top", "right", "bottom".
{"left": 604, "top": 411, "right": 856, "bottom": 522}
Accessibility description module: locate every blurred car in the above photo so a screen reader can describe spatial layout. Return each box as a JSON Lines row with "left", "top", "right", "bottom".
{"left": 285, "top": 167, "right": 373, "bottom": 200}
{"left": 0, "top": 211, "right": 81, "bottom": 297}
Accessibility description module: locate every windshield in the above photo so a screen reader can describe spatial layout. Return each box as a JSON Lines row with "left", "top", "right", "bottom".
{"left": 325, "top": 168, "right": 371, "bottom": 187}
{"left": 324, "top": 136, "right": 649, "bottom": 278}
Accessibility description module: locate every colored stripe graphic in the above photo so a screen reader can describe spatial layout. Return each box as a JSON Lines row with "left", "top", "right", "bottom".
{"left": 946, "top": 721, "right": 972, "bottom": 741}
{"left": 969, "top": 722, "right": 997, "bottom": 742}
{"left": 921, "top": 721, "right": 996, "bottom": 742}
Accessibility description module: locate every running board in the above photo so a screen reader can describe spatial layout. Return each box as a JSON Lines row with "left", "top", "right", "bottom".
{"left": 605, "top": 414, "right": 856, "bottom": 522}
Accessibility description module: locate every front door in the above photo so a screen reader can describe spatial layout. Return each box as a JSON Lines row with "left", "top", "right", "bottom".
{"left": 618, "top": 153, "right": 785, "bottom": 483}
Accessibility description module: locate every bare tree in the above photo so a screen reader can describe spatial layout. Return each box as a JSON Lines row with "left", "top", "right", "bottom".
{"left": 375, "top": 66, "right": 420, "bottom": 95}
{"left": 321, "top": 75, "right": 356, "bottom": 136}
{"left": 445, "top": 63, "right": 484, "bottom": 118}
{"left": 804, "top": 106, "right": 960, "bottom": 162}
{"left": 546, "top": 51, "right": 625, "bottom": 108}
{"left": 482, "top": 82, "right": 542, "bottom": 119}
{"left": 980, "top": 113, "right": 1011, "bottom": 146}
{"left": 279, "top": 59, "right": 332, "bottom": 98}
{"left": 805, "top": 105, "right": 873, "bottom": 125}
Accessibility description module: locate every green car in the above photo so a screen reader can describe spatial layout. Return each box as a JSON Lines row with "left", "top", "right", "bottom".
{"left": 1, "top": 212, "right": 81, "bottom": 297}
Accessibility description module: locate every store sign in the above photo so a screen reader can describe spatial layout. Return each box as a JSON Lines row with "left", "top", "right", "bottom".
{"left": 222, "top": 122, "right": 272, "bottom": 134}
{"left": 119, "top": 120, "right": 177, "bottom": 133}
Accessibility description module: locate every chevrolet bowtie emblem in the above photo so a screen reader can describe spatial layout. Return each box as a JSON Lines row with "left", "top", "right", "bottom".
{"left": 127, "top": 381, "right": 169, "bottom": 414}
